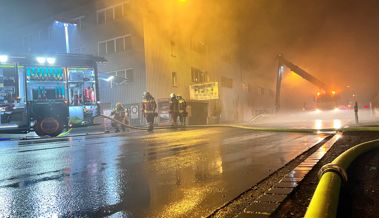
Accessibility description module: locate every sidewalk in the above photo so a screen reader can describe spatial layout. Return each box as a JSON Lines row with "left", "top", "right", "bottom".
{"left": 272, "top": 131, "right": 379, "bottom": 217}
{"left": 339, "top": 148, "right": 379, "bottom": 218}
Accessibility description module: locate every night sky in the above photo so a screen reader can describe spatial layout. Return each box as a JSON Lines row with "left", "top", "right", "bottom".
{"left": 0, "top": 0, "right": 90, "bottom": 29}
{"left": 1, "top": 0, "right": 379, "bottom": 101}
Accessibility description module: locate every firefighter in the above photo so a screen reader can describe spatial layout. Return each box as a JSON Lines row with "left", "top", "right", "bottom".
{"left": 142, "top": 92, "right": 157, "bottom": 131}
{"left": 177, "top": 95, "right": 187, "bottom": 127}
{"left": 169, "top": 93, "right": 179, "bottom": 127}
{"left": 111, "top": 102, "right": 126, "bottom": 132}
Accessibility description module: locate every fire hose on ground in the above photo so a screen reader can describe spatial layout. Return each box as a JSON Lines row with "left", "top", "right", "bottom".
{"left": 56, "top": 114, "right": 379, "bottom": 138}
{"left": 95, "top": 114, "right": 338, "bottom": 133}
{"left": 304, "top": 138, "right": 379, "bottom": 218}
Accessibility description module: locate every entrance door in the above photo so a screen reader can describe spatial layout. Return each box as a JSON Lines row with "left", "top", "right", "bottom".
{"left": 189, "top": 101, "right": 208, "bottom": 125}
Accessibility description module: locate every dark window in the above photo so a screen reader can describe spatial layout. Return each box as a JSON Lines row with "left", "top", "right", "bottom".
{"left": 172, "top": 72, "right": 177, "bottom": 87}
{"left": 97, "top": 11, "right": 105, "bottom": 24}
{"left": 221, "top": 77, "right": 233, "bottom": 88}
{"left": 170, "top": 40, "right": 176, "bottom": 57}
{"left": 125, "top": 36, "right": 132, "bottom": 49}
{"left": 75, "top": 16, "right": 85, "bottom": 30}
{"left": 116, "top": 70, "right": 125, "bottom": 78}
{"left": 99, "top": 42, "right": 106, "bottom": 56}
{"left": 115, "top": 5, "right": 123, "bottom": 19}
{"left": 125, "top": 69, "right": 134, "bottom": 82}
{"left": 106, "top": 8, "right": 114, "bottom": 23}
{"left": 106, "top": 40, "right": 115, "bottom": 54}
{"left": 116, "top": 37, "right": 125, "bottom": 52}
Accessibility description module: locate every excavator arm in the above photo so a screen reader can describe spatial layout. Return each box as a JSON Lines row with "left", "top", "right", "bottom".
{"left": 275, "top": 54, "right": 329, "bottom": 112}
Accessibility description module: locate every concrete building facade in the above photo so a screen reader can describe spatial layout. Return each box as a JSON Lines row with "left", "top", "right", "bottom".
{"left": 0, "top": 0, "right": 275, "bottom": 124}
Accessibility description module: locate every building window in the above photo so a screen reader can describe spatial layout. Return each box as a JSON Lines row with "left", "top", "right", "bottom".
{"left": 116, "top": 70, "right": 125, "bottom": 78}
{"left": 99, "top": 42, "right": 106, "bottom": 56}
{"left": 125, "top": 69, "right": 134, "bottom": 82}
{"left": 221, "top": 76, "right": 233, "bottom": 88}
{"left": 98, "top": 35, "right": 131, "bottom": 56}
{"left": 125, "top": 35, "right": 132, "bottom": 49}
{"left": 106, "top": 8, "right": 114, "bottom": 22}
{"left": 108, "top": 68, "right": 134, "bottom": 85}
{"left": 170, "top": 40, "right": 176, "bottom": 57}
{"left": 97, "top": 2, "right": 129, "bottom": 25}
{"left": 106, "top": 40, "right": 115, "bottom": 54}
{"left": 115, "top": 5, "right": 123, "bottom": 19}
{"left": 172, "top": 72, "right": 177, "bottom": 87}
{"left": 97, "top": 11, "right": 105, "bottom": 24}
{"left": 74, "top": 16, "right": 86, "bottom": 30}
{"left": 191, "top": 67, "right": 207, "bottom": 83}
{"left": 116, "top": 37, "right": 125, "bottom": 52}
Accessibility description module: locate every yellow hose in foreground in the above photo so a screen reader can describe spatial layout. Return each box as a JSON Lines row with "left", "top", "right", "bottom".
{"left": 305, "top": 138, "right": 379, "bottom": 218}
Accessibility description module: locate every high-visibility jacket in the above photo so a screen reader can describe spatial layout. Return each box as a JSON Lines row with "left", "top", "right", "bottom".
{"left": 111, "top": 108, "right": 125, "bottom": 122}
{"left": 142, "top": 97, "right": 157, "bottom": 114}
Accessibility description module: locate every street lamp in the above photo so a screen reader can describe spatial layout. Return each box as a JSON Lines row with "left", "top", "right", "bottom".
{"left": 54, "top": 17, "right": 78, "bottom": 53}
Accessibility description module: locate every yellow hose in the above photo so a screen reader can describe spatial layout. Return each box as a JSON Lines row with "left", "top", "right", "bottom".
{"left": 57, "top": 128, "right": 73, "bottom": 137}
{"left": 305, "top": 138, "right": 379, "bottom": 218}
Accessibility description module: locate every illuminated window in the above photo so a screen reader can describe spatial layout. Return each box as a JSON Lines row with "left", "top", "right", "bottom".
{"left": 191, "top": 67, "right": 207, "bottom": 83}
{"left": 172, "top": 72, "right": 177, "bottom": 87}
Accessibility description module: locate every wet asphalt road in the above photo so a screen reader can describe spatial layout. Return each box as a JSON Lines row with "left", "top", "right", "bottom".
{"left": 0, "top": 128, "right": 324, "bottom": 218}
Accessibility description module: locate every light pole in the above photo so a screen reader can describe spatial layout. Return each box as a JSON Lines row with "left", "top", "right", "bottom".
{"left": 64, "top": 23, "right": 70, "bottom": 53}
{"left": 55, "top": 17, "right": 77, "bottom": 53}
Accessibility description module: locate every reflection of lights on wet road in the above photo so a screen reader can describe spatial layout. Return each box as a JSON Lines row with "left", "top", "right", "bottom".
{"left": 163, "top": 187, "right": 205, "bottom": 217}
{"left": 333, "top": 119, "right": 342, "bottom": 129}
{"left": 336, "top": 132, "right": 342, "bottom": 139}
{"left": 314, "top": 119, "right": 323, "bottom": 130}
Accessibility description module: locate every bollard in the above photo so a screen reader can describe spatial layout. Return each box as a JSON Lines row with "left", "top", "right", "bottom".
{"left": 354, "top": 101, "right": 359, "bottom": 124}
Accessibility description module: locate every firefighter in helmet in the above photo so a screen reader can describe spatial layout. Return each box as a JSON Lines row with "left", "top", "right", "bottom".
{"left": 142, "top": 91, "right": 157, "bottom": 131}
{"left": 169, "top": 93, "right": 179, "bottom": 127}
{"left": 111, "top": 102, "right": 126, "bottom": 132}
{"left": 177, "top": 95, "right": 187, "bottom": 127}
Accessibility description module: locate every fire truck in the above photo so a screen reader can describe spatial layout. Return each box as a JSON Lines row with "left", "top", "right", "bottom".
{"left": 0, "top": 53, "right": 104, "bottom": 136}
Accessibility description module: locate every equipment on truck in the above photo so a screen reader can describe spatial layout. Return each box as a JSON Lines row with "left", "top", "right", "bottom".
{"left": 0, "top": 53, "right": 104, "bottom": 136}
